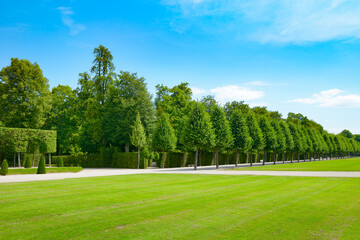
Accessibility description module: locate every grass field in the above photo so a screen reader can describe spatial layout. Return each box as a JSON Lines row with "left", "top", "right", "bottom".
{"left": 232, "top": 157, "right": 360, "bottom": 171}
{"left": 1, "top": 174, "right": 360, "bottom": 239}
{"left": 6, "top": 167, "right": 83, "bottom": 175}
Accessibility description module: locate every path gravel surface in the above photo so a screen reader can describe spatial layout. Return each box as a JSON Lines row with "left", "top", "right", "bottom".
{"left": 2, "top": 163, "right": 360, "bottom": 183}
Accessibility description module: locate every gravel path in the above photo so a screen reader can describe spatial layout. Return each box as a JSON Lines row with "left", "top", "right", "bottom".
{"left": 2, "top": 164, "right": 360, "bottom": 183}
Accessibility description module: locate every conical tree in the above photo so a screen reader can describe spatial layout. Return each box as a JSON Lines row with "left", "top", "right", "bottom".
{"left": 0, "top": 159, "right": 8, "bottom": 175}
{"left": 230, "top": 110, "right": 252, "bottom": 166}
{"left": 271, "top": 119, "right": 286, "bottom": 164}
{"left": 246, "top": 113, "right": 264, "bottom": 164}
{"left": 37, "top": 155, "right": 46, "bottom": 174}
{"left": 258, "top": 116, "right": 277, "bottom": 165}
{"left": 210, "top": 105, "right": 233, "bottom": 168}
{"left": 152, "top": 112, "right": 177, "bottom": 168}
{"left": 24, "top": 155, "right": 32, "bottom": 168}
{"left": 279, "top": 121, "right": 294, "bottom": 163}
{"left": 288, "top": 122, "right": 303, "bottom": 163}
{"left": 182, "top": 102, "right": 215, "bottom": 170}
{"left": 130, "top": 113, "right": 147, "bottom": 169}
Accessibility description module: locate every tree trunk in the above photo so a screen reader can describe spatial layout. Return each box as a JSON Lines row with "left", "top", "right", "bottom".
{"left": 250, "top": 150, "right": 253, "bottom": 166}
{"left": 273, "top": 152, "right": 276, "bottom": 165}
{"left": 226, "top": 150, "right": 229, "bottom": 165}
{"left": 215, "top": 148, "right": 219, "bottom": 169}
{"left": 283, "top": 152, "right": 285, "bottom": 163}
{"left": 137, "top": 148, "right": 140, "bottom": 169}
{"left": 32, "top": 154, "right": 35, "bottom": 167}
{"left": 263, "top": 150, "right": 266, "bottom": 165}
{"left": 182, "top": 152, "right": 186, "bottom": 167}
{"left": 49, "top": 153, "right": 52, "bottom": 167}
{"left": 162, "top": 151, "right": 165, "bottom": 168}
{"left": 194, "top": 146, "right": 198, "bottom": 170}
{"left": 18, "top": 152, "right": 21, "bottom": 167}
{"left": 297, "top": 153, "right": 300, "bottom": 163}
{"left": 235, "top": 150, "right": 239, "bottom": 167}
{"left": 199, "top": 150, "right": 202, "bottom": 167}
{"left": 290, "top": 152, "right": 293, "bottom": 163}
{"left": 13, "top": 153, "right": 16, "bottom": 167}
{"left": 125, "top": 143, "right": 129, "bottom": 152}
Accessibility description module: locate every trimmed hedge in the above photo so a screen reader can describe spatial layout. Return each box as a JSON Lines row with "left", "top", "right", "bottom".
{"left": 52, "top": 151, "right": 148, "bottom": 169}
{"left": 57, "top": 157, "right": 64, "bottom": 167}
{"left": 156, "top": 151, "right": 254, "bottom": 168}
{"left": 112, "top": 152, "right": 147, "bottom": 169}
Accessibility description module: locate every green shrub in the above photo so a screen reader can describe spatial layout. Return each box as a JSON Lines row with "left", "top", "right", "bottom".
{"left": 57, "top": 157, "right": 64, "bottom": 167}
{"left": 0, "top": 159, "right": 8, "bottom": 175}
{"left": 24, "top": 155, "right": 32, "bottom": 168}
{"left": 37, "top": 155, "right": 46, "bottom": 174}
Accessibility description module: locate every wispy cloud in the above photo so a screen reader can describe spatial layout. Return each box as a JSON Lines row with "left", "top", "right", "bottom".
{"left": 191, "top": 86, "right": 207, "bottom": 95}
{"left": 161, "top": 0, "right": 360, "bottom": 44}
{"left": 191, "top": 84, "right": 265, "bottom": 104}
{"left": 290, "top": 89, "right": 360, "bottom": 108}
{"left": 57, "top": 7, "right": 85, "bottom": 35}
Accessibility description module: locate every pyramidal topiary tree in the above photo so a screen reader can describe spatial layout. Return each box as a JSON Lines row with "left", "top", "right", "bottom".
{"left": 246, "top": 113, "right": 264, "bottom": 164}
{"left": 230, "top": 109, "right": 252, "bottom": 167}
{"left": 37, "top": 155, "right": 46, "bottom": 174}
{"left": 258, "top": 116, "right": 277, "bottom": 165}
{"left": 279, "top": 121, "right": 294, "bottom": 163}
{"left": 210, "top": 105, "right": 233, "bottom": 169}
{"left": 182, "top": 102, "right": 215, "bottom": 170}
{"left": 130, "top": 113, "right": 147, "bottom": 169}
{"left": 0, "top": 159, "right": 8, "bottom": 175}
{"left": 152, "top": 112, "right": 177, "bottom": 168}
{"left": 24, "top": 155, "right": 32, "bottom": 168}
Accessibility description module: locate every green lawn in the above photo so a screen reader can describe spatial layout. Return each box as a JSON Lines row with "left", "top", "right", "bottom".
{"left": 1, "top": 174, "right": 360, "bottom": 239}
{"left": 7, "top": 167, "right": 83, "bottom": 175}
{"left": 232, "top": 157, "right": 360, "bottom": 171}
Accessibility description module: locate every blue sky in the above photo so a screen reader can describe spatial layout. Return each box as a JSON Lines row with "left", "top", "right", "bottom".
{"left": 1, "top": 0, "right": 360, "bottom": 134}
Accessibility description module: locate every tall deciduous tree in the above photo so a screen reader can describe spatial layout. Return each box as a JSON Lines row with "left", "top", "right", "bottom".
{"left": 230, "top": 110, "right": 252, "bottom": 166}
{"left": 130, "top": 113, "right": 147, "bottom": 169}
{"left": 104, "top": 71, "right": 154, "bottom": 152}
{"left": 152, "top": 113, "right": 177, "bottom": 168}
{"left": 91, "top": 45, "right": 115, "bottom": 106}
{"left": 182, "top": 102, "right": 215, "bottom": 170}
{"left": 44, "top": 85, "right": 79, "bottom": 154}
{"left": 210, "top": 105, "right": 233, "bottom": 168}
{"left": 0, "top": 58, "right": 51, "bottom": 129}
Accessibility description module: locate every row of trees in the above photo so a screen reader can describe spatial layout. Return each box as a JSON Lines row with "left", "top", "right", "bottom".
{"left": 0, "top": 127, "right": 56, "bottom": 167}
{"left": 150, "top": 96, "right": 360, "bottom": 169}
{"left": 1, "top": 44, "right": 359, "bottom": 169}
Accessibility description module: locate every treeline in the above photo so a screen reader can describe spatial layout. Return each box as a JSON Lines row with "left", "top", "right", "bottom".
{"left": 0, "top": 45, "right": 359, "bottom": 169}
{"left": 0, "top": 127, "right": 56, "bottom": 166}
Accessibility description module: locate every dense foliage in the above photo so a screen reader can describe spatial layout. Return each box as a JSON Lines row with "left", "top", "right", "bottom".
{"left": 1, "top": 45, "right": 359, "bottom": 169}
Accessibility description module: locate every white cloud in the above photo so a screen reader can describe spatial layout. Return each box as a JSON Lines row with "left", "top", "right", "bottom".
{"left": 161, "top": 0, "right": 360, "bottom": 44}
{"left": 57, "top": 7, "right": 85, "bottom": 35}
{"left": 290, "top": 89, "right": 360, "bottom": 108}
{"left": 210, "top": 85, "right": 264, "bottom": 104}
{"left": 191, "top": 86, "right": 207, "bottom": 95}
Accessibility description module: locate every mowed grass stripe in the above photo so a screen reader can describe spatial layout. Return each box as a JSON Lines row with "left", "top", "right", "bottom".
{"left": 232, "top": 157, "right": 360, "bottom": 171}
{"left": 0, "top": 174, "right": 360, "bottom": 239}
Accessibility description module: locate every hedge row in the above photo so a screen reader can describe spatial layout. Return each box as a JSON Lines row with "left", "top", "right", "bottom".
{"left": 52, "top": 152, "right": 149, "bottom": 169}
